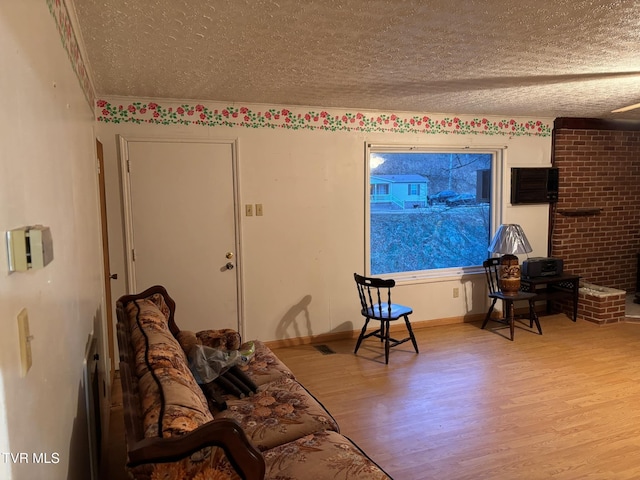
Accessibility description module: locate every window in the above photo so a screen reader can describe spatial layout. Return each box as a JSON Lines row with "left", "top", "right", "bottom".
{"left": 371, "top": 183, "right": 389, "bottom": 195}
{"left": 366, "top": 145, "right": 502, "bottom": 278}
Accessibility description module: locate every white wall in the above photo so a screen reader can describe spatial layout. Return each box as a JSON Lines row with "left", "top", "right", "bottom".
{"left": 0, "top": 2, "right": 104, "bottom": 479}
{"left": 97, "top": 101, "right": 553, "bottom": 343}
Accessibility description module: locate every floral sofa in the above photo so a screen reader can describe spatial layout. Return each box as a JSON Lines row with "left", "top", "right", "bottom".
{"left": 115, "top": 285, "right": 392, "bottom": 480}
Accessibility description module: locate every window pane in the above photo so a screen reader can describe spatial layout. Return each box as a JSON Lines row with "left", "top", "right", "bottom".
{"left": 369, "top": 151, "right": 492, "bottom": 275}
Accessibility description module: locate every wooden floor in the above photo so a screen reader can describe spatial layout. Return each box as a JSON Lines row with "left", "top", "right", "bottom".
{"left": 102, "top": 315, "right": 640, "bottom": 480}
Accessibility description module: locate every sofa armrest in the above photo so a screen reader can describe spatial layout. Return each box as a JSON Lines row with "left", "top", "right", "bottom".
{"left": 127, "top": 418, "right": 265, "bottom": 480}
{"left": 117, "top": 285, "right": 180, "bottom": 335}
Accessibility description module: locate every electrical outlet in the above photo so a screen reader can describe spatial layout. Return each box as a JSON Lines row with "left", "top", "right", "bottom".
{"left": 245, "top": 204, "right": 253, "bottom": 216}
{"left": 255, "top": 204, "right": 263, "bottom": 216}
{"left": 453, "top": 287, "right": 459, "bottom": 298}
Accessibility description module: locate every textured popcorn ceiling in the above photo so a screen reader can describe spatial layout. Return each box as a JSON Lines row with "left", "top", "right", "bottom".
{"left": 71, "top": 0, "right": 640, "bottom": 119}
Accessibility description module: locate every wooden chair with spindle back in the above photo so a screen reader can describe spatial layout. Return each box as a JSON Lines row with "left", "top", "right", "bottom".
{"left": 481, "top": 257, "right": 541, "bottom": 340}
{"left": 353, "top": 273, "right": 419, "bottom": 364}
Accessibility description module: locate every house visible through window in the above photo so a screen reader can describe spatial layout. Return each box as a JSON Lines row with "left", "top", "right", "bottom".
{"left": 367, "top": 146, "right": 500, "bottom": 277}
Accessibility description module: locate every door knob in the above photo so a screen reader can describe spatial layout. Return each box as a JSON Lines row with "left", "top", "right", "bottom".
{"left": 225, "top": 262, "right": 234, "bottom": 270}
{"left": 109, "top": 273, "right": 118, "bottom": 280}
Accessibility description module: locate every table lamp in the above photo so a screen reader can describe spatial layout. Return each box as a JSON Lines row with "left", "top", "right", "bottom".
{"left": 488, "top": 224, "right": 532, "bottom": 294}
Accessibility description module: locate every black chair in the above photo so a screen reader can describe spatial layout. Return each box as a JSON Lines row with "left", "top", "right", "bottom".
{"left": 353, "top": 273, "right": 419, "bottom": 364}
{"left": 481, "top": 258, "right": 541, "bottom": 340}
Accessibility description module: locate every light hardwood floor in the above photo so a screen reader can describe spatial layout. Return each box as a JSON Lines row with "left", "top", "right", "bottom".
{"left": 103, "top": 314, "right": 640, "bottom": 480}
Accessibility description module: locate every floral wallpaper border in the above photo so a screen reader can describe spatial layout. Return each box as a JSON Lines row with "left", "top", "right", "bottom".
{"left": 47, "top": 0, "right": 95, "bottom": 106}
{"left": 96, "top": 99, "right": 552, "bottom": 137}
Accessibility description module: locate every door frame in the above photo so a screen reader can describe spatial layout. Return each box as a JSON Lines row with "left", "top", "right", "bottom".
{"left": 96, "top": 140, "right": 115, "bottom": 377}
{"left": 95, "top": 138, "right": 115, "bottom": 468}
{"left": 117, "top": 136, "right": 245, "bottom": 336}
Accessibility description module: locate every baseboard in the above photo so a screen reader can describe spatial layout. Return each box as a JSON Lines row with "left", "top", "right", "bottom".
{"left": 263, "top": 313, "right": 488, "bottom": 349}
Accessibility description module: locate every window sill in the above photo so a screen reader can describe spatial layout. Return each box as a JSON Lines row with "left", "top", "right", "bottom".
{"left": 380, "top": 266, "right": 485, "bottom": 285}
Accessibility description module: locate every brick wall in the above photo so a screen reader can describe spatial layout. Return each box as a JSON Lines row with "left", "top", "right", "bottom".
{"left": 556, "top": 285, "right": 626, "bottom": 325}
{"left": 551, "top": 119, "right": 640, "bottom": 293}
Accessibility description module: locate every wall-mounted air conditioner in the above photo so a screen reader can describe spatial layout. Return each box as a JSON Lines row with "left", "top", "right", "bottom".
{"left": 511, "top": 167, "right": 559, "bottom": 204}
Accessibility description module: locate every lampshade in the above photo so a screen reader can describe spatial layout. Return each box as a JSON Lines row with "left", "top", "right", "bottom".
{"left": 488, "top": 224, "right": 532, "bottom": 255}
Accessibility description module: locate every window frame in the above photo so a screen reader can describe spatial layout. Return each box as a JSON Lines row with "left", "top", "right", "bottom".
{"left": 365, "top": 143, "right": 506, "bottom": 282}
{"left": 408, "top": 183, "right": 420, "bottom": 196}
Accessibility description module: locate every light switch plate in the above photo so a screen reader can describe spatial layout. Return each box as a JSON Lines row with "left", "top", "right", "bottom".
{"left": 17, "top": 308, "right": 33, "bottom": 376}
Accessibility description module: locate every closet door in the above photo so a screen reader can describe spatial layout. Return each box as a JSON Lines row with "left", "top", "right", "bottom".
{"left": 123, "top": 139, "right": 240, "bottom": 333}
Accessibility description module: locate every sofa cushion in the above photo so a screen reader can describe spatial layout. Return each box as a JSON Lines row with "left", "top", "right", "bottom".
{"left": 264, "top": 430, "right": 392, "bottom": 480}
{"left": 214, "top": 377, "right": 339, "bottom": 451}
{"left": 237, "top": 340, "right": 296, "bottom": 386}
{"left": 138, "top": 367, "right": 214, "bottom": 438}
{"left": 146, "top": 292, "right": 172, "bottom": 320}
{"left": 126, "top": 299, "right": 189, "bottom": 378}
{"left": 126, "top": 298, "right": 213, "bottom": 438}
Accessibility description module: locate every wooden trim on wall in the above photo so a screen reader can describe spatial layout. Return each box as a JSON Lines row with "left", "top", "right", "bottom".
{"left": 263, "top": 313, "right": 489, "bottom": 349}
{"left": 554, "top": 117, "right": 640, "bottom": 131}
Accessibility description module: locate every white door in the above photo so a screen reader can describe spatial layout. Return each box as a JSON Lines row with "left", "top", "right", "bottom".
{"left": 123, "top": 139, "right": 240, "bottom": 333}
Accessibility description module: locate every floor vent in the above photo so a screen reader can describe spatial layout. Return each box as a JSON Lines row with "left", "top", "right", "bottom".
{"left": 314, "top": 344, "right": 336, "bottom": 355}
